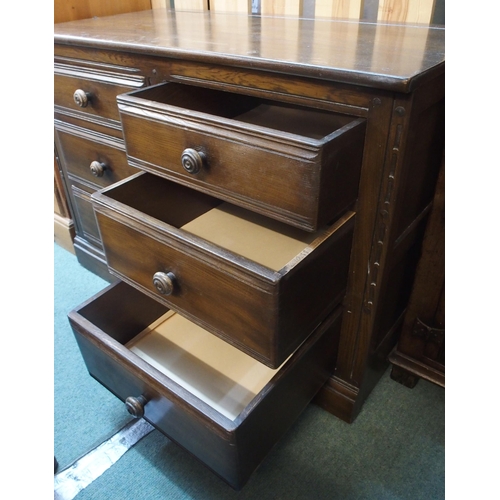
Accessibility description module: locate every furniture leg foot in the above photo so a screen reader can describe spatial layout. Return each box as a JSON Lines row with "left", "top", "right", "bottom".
{"left": 390, "top": 364, "right": 419, "bottom": 388}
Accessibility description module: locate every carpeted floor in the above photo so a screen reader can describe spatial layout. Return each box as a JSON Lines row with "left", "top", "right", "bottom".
{"left": 54, "top": 242, "right": 445, "bottom": 499}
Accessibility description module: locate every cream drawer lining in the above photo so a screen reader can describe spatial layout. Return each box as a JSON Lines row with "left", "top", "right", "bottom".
{"left": 127, "top": 311, "right": 287, "bottom": 420}
{"left": 182, "top": 202, "right": 319, "bottom": 271}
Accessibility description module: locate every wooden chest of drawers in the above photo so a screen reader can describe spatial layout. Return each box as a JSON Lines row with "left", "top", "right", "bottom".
{"left": 54, "top": 9, "right": 445, "bottom": 489}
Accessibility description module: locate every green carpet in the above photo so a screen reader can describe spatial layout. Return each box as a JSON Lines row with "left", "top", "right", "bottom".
{"left": 54, "top": 242, "right": 445, "bottom": 499}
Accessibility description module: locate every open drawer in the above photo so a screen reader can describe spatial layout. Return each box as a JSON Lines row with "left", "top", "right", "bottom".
{"left": 91, "top": 172, "right": 355, "bottom": 368}
{"left": 117, "top": 82, "right": 366, "bottom": 232}
{"left": 69, "top": 280, "right": 342, "bottom": 489}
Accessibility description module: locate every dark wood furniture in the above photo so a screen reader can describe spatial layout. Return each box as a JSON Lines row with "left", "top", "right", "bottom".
{"left": 70, "top": 281, "right": 343, "bottom": 489}
{"left": 389, "top": 156, "right": 445, "bottom": 388}
{"left": 54, "top": 156, "right": 75, "bottom": 253}
{"left": 54, "top": 9, "right": 445, "bottom": 488}
{"left": 54, "top": 0, "right": 153, "bottom": 259}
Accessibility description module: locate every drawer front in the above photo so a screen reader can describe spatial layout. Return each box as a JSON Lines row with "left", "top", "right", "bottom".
{"left": 55, "top": 127, "right": 137, "bottom": 189}
{"left": 71, "top": 185, "right": 102, "bottom": 247}
{"left": 69, "top": 280, "right": 342, "bottom": 489}
{"left": 92, "top": 172, "right": 355, "bottom": 367}
{"left": 54, "top": 65, "right": 145, "bottom": 123}
{"left": 96, "top": 210, "right": 278, "bottom": 362}
{"left": 117, "top": 82, "right": 366, "bottom": 232}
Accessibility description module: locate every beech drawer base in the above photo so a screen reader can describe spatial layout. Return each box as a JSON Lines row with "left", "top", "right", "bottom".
{"left": 92, "top": 172, "right": 354, "bottom": 367}
{"left": 69, "top": 280, "right": 342, "bottom": 489}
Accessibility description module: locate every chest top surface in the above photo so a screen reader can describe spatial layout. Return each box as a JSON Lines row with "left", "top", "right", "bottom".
{"left": 54, "top": 9, "right": 445, "bottom": 93}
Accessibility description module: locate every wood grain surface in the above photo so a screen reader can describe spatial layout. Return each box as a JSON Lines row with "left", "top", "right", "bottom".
{"left": 54, "top": 9, "right": 444, "bottom": 92}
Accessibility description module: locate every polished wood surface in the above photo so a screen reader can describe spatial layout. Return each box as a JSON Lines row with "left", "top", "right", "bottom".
{"left": 92, "top": 172, "right": 354, "bottom": 367}
{"left": 70, "top": 280, "right": 342, "bottom": 489}
{"left": 118, "top": 81, "right": 365, "bottom": 231}
{"left": 54, "top": 0, "right": 154, "bottom": 261}
{"left": 54, "top": 157, "right": 71, "bottom": 220}
{"left": 70, "top": 184, "right": 103, "bottom": 245}
{"left": 54, "top": 64, "right": 145, "bottom": 124}
{"left": 54, "top": 126, "right": 137, "bottom": 189}
{"left": 54, "top": 9, "right": 444, "bottom": 92}
{"left": 316, "top": 72, "right": 444, "bottom": 421}
{"left": 55, "top": 10, "right": 445, "bottom": 431}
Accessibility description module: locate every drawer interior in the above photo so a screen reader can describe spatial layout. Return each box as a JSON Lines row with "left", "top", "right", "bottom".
{"left": 72, "top": 280, "right": 342, "bottom": 488}
{"left": 127, "top": 311, "right": 286, "bottom": 420}
{"left": 74, "top": 281, "right": 287, "bottom": 421}
{"left": 100, "top": 173, "right": 329, "bottom": 271}
{"left": 129, "top": 83, "right": 354, "bottom": 140}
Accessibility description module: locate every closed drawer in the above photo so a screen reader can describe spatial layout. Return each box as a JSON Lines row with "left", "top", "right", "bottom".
{"left": 54, "top": 61, "right": 145, "bottom": 123}
{"left": 117, "top": 82, "right": 366, "bottom": 232}
{"left": 71, "top": 184, "right": 102, "bottom": 247}
{"left": 69, "top": 280, "right": 342, "bottom": 489}
{"left": 55, "top": 126, "right": 137, "bottom": 189}
{"left": 92, "top": 172, "right": 354, "bottom": 367}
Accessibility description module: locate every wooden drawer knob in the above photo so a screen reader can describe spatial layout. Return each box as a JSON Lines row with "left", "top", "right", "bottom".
{"left": 125, "top": 395, "right": 148, "bottom": 418}
{"left": 153, "top": 271, "right": 176, "bottom": 295}
{"left": 73, "top": 89, "right": 91, "bottom": 108}
{"left": 181, "top": 148, "right": 205, "bottom": 174}
{"left": 89, "top": 161, "right": 106, "bottom": 177}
